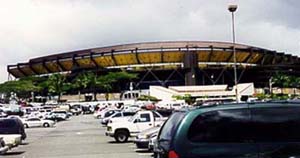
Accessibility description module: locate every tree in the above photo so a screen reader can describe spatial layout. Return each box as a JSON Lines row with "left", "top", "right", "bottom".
{"left": 72, "top": 72, "right": 90, "bottom": 101}
{"left": 96, "top": 75, "right": 116, "bottom": 101}
{"left": 83, "top": 72, "right": 99, "bottom": 101}
{"left": 172, "top": 94, "right": 195, "bottom": 105}
{"left": 45, "top": 74, "right": 71, "bottom": 102}
{"left": 0, "top": 79, "right": 41, "bottom": 99}
{"left": 137, "top": 95, "right": 160, "bottom": 102}
{"left": 106, "top": 71, "right": 137, "bottom": 81}
{"left": 272, "top": 73, "right": 290, "bottom": 93}
{"left": 287, "top": 75, "right": 300, "bottom": 96}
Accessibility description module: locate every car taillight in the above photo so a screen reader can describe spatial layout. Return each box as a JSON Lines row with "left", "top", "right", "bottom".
{"left": 168, "top": 150, "right": 179, "bottom": 158}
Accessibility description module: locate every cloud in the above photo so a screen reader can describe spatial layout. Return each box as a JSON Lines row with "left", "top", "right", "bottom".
{"left": 0, "top": 0, "right": 299, "bottom": 83}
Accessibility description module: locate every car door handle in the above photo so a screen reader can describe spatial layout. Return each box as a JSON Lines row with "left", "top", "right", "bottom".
{"left": 149, "top": 123, "right": 152, "bottom": 126}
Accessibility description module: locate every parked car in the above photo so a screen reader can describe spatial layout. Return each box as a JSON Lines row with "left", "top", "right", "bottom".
{"left": 95, "top": 109, "right": 119, "bottom": 120}
{"left": 101, "top": 111, "right": 136, "bottom": 126}
{"left": 94, "top": 108, "right": 115, "bottom": 119}
{"left": 134, "top": 126, "right": 160, "bottom": 149}
{"left": 154, "top": 100, "right": 300, "bottom": 158}
{"left": 106, "top": 111, "right": 166, "bottom": 143}
{"left": 148, "top": 134, "right": 158, "bottom": 151}
{"left": 0, "top": 109, "right": 7, "bottom": 118}
{"left": 51, "top": 111, "right": 68, "bottom": 120}
{"left": 70, "top": 108, "right": 81, "bottom": 116}
{"left": 23, "top": 118, "right": 55, "bottom": 128}
{"left": 0, "top": 134, "right": 22, "bottom": 148}
{"left": 123, "top": 105, "right": 140, "bottom": 113}
{"left": 0, "top": 118, "right": 26, "bottom": 140}
{"left": 44, "top": 113, "right": 65, "bottom": 122}
{"left": 0, "top": 137, "right": 9, "bottom": 154}
{"left": 7, "top": 115, "right": 25, "bottom": 123}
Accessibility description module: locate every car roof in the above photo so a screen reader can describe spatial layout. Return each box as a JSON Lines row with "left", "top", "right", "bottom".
{"left": 190, "top": 100, "right": 300, "bottom": 114}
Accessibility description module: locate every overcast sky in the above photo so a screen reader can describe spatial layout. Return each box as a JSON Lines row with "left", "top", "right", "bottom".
{"left": 0, "top": 0, "right": 300, "bottom": 83}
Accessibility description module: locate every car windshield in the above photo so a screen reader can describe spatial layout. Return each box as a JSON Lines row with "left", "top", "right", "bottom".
{"left": 128, "top": 113, "right": 139, "bottom": 122}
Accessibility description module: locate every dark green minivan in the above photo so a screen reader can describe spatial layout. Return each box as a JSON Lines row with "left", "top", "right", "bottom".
{"left": 155, "top": 100, "right": 300, "bottom": 158}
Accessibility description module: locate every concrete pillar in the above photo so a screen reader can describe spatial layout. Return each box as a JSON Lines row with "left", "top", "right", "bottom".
{"left": 184, "top": 50, "right": 198, "bottom": 85}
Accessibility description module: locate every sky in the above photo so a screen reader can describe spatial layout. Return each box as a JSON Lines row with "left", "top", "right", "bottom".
{"left": 0, "top": 0, "right": 300, "bottom": 83}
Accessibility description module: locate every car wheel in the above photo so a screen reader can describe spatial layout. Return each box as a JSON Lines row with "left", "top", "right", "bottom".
{"left": 43, "top": 123, "right": 50, "bottom": 127}
{"left": 97, "top": 115, "right": 101, "bottom": 119}
{"left": 24, "top": 124, "right": 29, "bottom": 128}
{"left": 114, "top": 130, "right": 129, "bottom": 143}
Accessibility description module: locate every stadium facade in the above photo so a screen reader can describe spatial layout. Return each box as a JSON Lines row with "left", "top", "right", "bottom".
{"left": 7, "top": 41, "right": 300, "bottom": 90}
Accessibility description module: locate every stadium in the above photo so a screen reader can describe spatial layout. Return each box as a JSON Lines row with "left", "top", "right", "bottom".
{"left": 7, "top": 41, "right": 300, "bottom": 90}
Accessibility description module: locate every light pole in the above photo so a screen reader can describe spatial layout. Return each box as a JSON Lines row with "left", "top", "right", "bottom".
{"left": 228, "top": 4, "right": 239, "bottom": 102}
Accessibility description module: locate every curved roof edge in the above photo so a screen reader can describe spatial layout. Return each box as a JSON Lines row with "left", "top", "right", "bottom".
{"left": 29, "top": 41, "right": 264, "bottom": 63}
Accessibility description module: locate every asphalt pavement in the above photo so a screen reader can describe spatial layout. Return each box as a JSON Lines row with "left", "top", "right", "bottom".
{"left": 2, "top": 115, "right": 152, "bottom": 158}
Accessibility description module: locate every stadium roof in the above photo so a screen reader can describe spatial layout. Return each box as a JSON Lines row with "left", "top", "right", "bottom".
{"left": 7, "top": 41, "right": 300, "bottom": 78}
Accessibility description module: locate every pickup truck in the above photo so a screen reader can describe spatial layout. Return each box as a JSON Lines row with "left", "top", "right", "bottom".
{"left": 105, "top": 110, "right": 166, "bottom": 143}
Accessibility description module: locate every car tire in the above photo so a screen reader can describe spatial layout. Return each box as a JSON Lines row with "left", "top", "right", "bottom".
{"left": 43, "top": 123, "right": 50, "bottom": 127}
{"left": 114, "top": 130, "right": 129, "bottom": 143}
{"left": 24, "top": 124, "right": 29, "bottom": 128}
{"left": 97, "top": 115, "right": 101, "bottom": 119}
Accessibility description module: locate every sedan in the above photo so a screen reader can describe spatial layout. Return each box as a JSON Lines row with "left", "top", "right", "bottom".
{"left": 23, "top": 118, "right": 55, "bottom": 128}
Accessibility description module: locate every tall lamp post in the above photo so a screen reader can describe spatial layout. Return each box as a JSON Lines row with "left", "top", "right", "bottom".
{"left": 228, "top": 4, "right": 239, "bottom": 102}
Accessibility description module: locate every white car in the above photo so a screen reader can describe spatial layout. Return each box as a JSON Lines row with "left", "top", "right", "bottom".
{"left": 123, "top": 105, "right": 140, "bottom": 113}
{"left": 0, "top": 137, "right": 9, "bottom": 154}
{"left": 23, "top": 118, "right": 55, "bottom": 128}
{"left": 0, "top": 134, "right": 22, "bottom": 148}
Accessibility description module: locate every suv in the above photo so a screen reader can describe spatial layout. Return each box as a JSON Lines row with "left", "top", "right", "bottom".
{"left": 0, "top": 118, "right": 26, "bottom": 140}
{"left": 155, "top": 100, "right": 300, "bottom": 158}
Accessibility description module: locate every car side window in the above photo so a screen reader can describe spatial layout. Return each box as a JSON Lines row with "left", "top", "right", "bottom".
{"left": 250, "top": 107, "right": 300, "bottom": 142}
{"left": 188, "top": 109, "right": 251, "bottom": 143}
{"left": 124, "top": 113, "right": 133, "bottom": 116}
{"left": 113, "top": 113, "right": 122, "bottom": 117}
{"left": 28, "top": 118, "right": 40, "bottom": 121}
{"left": 0, "top": 120, "right": 16, "bottom": 128}
{"left": 139, "top": 114, "right": 151, "bottom": 122}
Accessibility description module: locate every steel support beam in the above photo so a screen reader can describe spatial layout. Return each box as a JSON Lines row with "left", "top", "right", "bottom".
{"left": 56, "top": 57, "right": 67, "bottom": 71}
{"left": 243, "top": 48, "right": 254, "bottom": 63}
{"left": 226, "top": 47, "right": 234, "bottom": 62}
{"left": 29, "top": 63, "right": 39, "bottom": 75}
{"left": 163, "top": 69, "right": 177, "bottom": 85}
{"left": 90, "top": 52, "right": 99, "bottom": 68}
{"left": 17, "top": 64, "right": 27, "bottom": 76}
{"left": 271, "top": 51, "right": 277, "bottom": 65}
{"left": 260, "top": 51, "right": 268, "bottom": 65}
{"left": 42, "top": 60, "right": 52, "bottom": 73}
{"left": 134, "top": 48, "right": 141, "bottom": 64}
{"left": 111, "top": 49, "right": 117, "bottom": 66}
{"left": 72, "top": 54, "right": 80, "bottom": 67}
{"left": 238, "top": 68, "right": 246, "bottom": 83}
{"left": 160, "top": 47, "right": 164, "bottom": 63}
{"left": 208, "top": 45, "right": 214, "bottom": 62}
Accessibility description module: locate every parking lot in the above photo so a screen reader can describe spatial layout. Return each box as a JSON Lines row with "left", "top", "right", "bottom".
{"left": 2, "top": 115, "right": 152, "bottom": 158}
